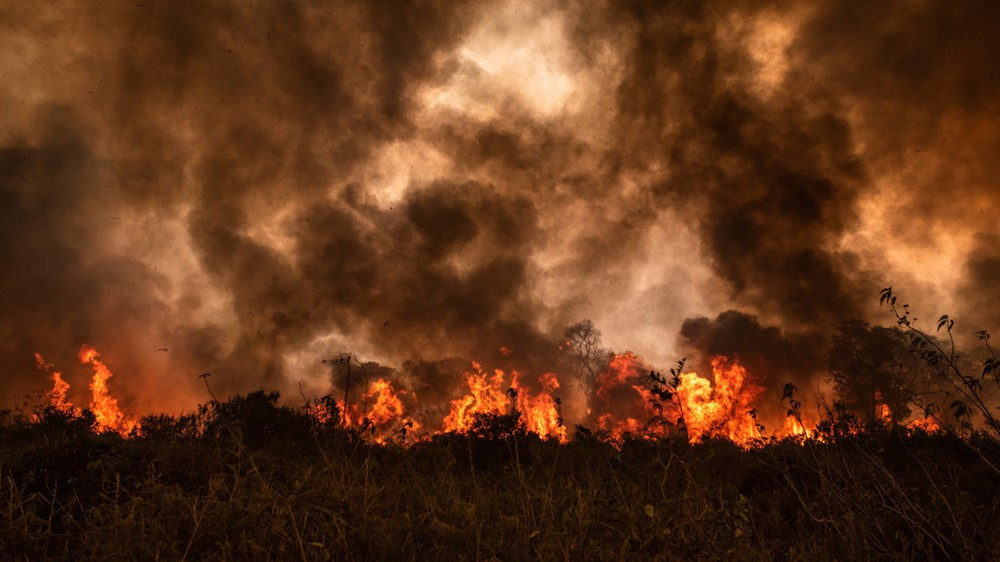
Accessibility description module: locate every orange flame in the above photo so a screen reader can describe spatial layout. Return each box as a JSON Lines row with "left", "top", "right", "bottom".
{"left": 907, "top": 416, "right": 942, "bottom": 433}
{"left": 592, "top": 352, "right": 674, "bottom": 442}
{"left": 874, "top": 391, "right": 892, "bottom": 423}
{"left": 783, "top": 415, "right": 811, "bottom": 437}
{"left": 443, "top": 362, "right": 511, "bottom": 433}
{"left": 592, "top": 353, "right": 816, "bottom": 446}
{"left": 337, "top": 377, "right": 421, "bottom": 443}
{"left": 35, "top": 352, "right": 77, "bottom": 416}
{"left": 79, "top": 346, "right": 139, "bottom": 436}
{"left": 37, "top": 344, "right": 934, "bottom": 448}
{"left": 307, "top": 399, "right": 336, "bottom": 426}
{"left": 676, "top": 357, "right": 763, "bottom": 446}
{"left": 442, "top": 363, "right": 567, "bottom": 442}
{"left": 515, "top": 371, "right": 567, "bottom": 442}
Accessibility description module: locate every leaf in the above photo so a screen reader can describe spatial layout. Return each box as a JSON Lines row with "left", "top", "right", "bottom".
{"left": 984, "top": 359, "right": 998, "bottom": 377}
{"left": 963, "top": 377, "right": 982, "bottom": 392}
{"left": 880, "top": 287, "right": 893, "bottom": 305}
{"left": 950, "top": 400, "right": 970, "bottom": 419}
{"left": 782, "top": 383, "right": 797, "bottom": 400}
{"left": 937, "top": 315, "right": 951, "bottom": 332}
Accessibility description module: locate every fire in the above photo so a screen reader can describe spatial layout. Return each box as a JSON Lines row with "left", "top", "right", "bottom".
{"left": 874, "top": 390, "right": 892, "bottom": 423}
{"left": 592, "top": 353, "right": 811, "bottom": 446}
{"left": 79, "top": 346, "right": 139, "bottom": 435}
{"left": 907, "top": 416, "right": 942, "bottom": 433}
{"left": 596, "top": 413, "right": 645, "bottom": 442}
{"left": 783, "top": 416, "right": 813, "bottom": 437}
{"left": 675, "top": 357, "right": 764, "bottom": 446}
{"left": 307, "top": 400, "right": 336, "bottom": 426}
{"left": 366, "top": 378, "right": 406, "bottom": 426}
{"left": 34, "top": 352, "right": 76, "bottom": 416}
{"left": 591, "top": 352, "right": 673, "bottom": 442}
{"left": 337, "top": 377, "right": 421, "bottom": 443}
{"left": 443, "top": 362, "right": 511, "bottom": 433}
{"left": 443, "top": 363, "right": 567, "bottom": 442}
{"left": 514, "top": 372, "right": 567, "bottom": 442}
{"left": 35, "top": 344, "right": 943, "bottom": 446}
{"left": 33, "top": 346, "right": 139, "bottom": 436}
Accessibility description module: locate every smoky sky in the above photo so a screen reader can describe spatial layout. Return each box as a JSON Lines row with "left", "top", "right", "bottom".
{"left": 1, "top": 1, "right": 998, "bottom": 414}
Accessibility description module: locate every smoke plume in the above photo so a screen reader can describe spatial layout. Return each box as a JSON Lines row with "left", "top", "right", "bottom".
{"left": 1, "top": 1, "right": 998, "bottom": 420}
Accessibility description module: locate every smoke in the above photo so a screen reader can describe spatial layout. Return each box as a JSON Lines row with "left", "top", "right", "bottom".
{"left": 959, "top": 234, "right": 1000, "bottom": 337}
{"left": 1, "top": 1, "right": 998, "bottom": 419}
{"left": 679, "top": 311, "right": 825, "bottom": 388}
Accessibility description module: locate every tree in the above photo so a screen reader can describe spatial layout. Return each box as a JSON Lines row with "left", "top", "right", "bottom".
{"left": 828, "top": 319, "right": 928, "bottom": 424}
{"left": 881, "top": 287, "right": 1000, "bottom": 437}
{"left": 562, "top": 320, "right": 612, "bottom": 398}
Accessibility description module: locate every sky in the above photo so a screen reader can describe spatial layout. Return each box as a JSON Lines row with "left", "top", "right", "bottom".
{"left": 1, "top": 0, "right": 998, "bottom": 416}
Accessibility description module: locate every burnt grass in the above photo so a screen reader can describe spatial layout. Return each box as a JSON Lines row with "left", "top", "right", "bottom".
{"left": 1, "top": 392, "right": 998, "bottom": 561}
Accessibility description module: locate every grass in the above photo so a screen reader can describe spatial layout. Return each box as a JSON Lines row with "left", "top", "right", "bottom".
{"left": 1, "top": 393, "right": 998, "bottom": 560}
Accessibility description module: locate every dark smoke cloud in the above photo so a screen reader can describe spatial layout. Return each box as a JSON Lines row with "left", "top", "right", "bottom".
{"left": 595, "top": 1, "right": 871, "bottom": 329}
{"left": 959, "top": 234, "right": 1000, "bottom": 337}
{"left": 789, "top": 1, "right": 1000, "bottom": 329}
{"left": 1, "top": 1, "right": 998, "bottom": 420}
{"left": 588, "top": 0, "right": 998, "bottom": 381}
{"left": 678, "top": 310, "right": 826, "bottom": 394}
{"left": 0, "top": 107, "right": 182, "bottom": 409}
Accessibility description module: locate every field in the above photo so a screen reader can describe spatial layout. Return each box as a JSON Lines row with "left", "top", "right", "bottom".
{"left": 2, "top": 393, "right": 998, "bottom": 561}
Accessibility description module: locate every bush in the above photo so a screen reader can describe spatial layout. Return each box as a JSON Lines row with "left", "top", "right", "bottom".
{"left": 2, "top": 392, "right": 998, "bottom": 560}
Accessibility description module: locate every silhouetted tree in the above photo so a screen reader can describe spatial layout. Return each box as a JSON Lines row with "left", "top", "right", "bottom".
{"left": 829, "top": 319, "right": 928, "bottom": 424}
{"left": 562, "top": 320, "right": 612, "bottom": 398}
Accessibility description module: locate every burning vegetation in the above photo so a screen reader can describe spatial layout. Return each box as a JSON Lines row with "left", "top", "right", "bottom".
{"left": 11, "top": 290, "right": 1000, "bottom": 559}
{"left": 31, "top": 302, "right": 959, "bottom": 448}
{"left": 33, "top": 346, "right": 139, "bottom": 436}
{"left": 9, "top": 303, "right": 1000, "bottom": 560}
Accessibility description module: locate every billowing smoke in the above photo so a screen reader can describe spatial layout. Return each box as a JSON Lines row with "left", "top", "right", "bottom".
{"left": 679, "top": 311, "right": 824, "bottom": 388}
{"left": 1, "top": 1, "right": 998, "bottom": 421}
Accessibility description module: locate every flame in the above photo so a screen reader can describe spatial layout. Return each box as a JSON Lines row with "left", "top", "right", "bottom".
{"left": 442, "top": 363, "right": 567, "bottom": 442}
{"left": 78, "top": 346, "right": 139, "bottom": 436}
{"left": 515, "top": 372, "right": 567, "bottom": 442}
{"left": 592, "top": 353, "right": 811, "bottom": 446}
{"left": 596, "top": 413, "right": 645, "bottom": 442}
{"left": 48, "top": 372, "right": 74, "bottom": 414}
{"left": 592, "top": 352, "right": 673, "bottom": 442}
{"left": 874, "top": 390, "right": 892, "bottom": 423}
{"left": 907, "top": 416, "right": 942, "bottom": 433}
{"left": 675, "top": 357, "right": 763, "bottom": 446}
{"left": 308, "top": 400, "right": 336, "bottom": 426}
{"left": 337, "top": 377, "right": 421, "bottom": 443}
{"left": 443, "top": 362, "right": 510, "bottom": 433}
{"left": 783, "top": 414, "right": 811, "bottom": 437}
{"left": 35, "top": 352, "right": 77, "bottom": 416}
{"left": 33, "top": 347, "right": 138, "bottom": 435}
{"left": 36, "top": 344, "right": 939, "bottom": 447}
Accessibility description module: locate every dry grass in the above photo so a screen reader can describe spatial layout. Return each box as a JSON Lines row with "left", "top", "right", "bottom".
{"left": 1, "top": 394, "right": 998, "bottom": 561}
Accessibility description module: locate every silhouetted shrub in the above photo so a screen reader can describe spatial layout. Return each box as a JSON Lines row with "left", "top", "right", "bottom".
{"left": 199, "top": 390, "right": 312, "bottom": 448}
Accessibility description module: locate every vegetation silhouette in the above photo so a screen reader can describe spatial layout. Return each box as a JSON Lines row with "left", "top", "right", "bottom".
{"left": 2, "top": 289, "right": 1000, "bottom": 559}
